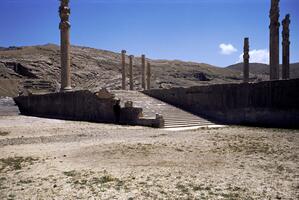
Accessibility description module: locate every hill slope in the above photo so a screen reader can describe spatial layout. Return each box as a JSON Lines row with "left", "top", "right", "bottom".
{"left": 0, "top": 44, "right": 243, "bottom": 96}
{"left": 227, "top": 62, "right": 299, "bottom": 79}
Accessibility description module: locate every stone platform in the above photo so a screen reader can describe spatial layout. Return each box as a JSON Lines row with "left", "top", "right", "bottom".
{"left": 13, "top": 90, "right": 164, "bottom": 128}
{"left": 144, "top": 78, "right": 299, "bottom": 128}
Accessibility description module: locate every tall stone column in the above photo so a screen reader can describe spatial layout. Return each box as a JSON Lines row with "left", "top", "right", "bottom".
{"left": 59, "top": 0, "right": 72, "bottom": 92}
{"left": 269, "top": 0, "right": 280, "bottom": 80}
{"left": 282, "top": 14, "right": 290, "bottom": 79}
{"left": 141, "top": 54, "right": 146, "bottom": 90}
{"left": 147, "top": 62, "right": 151, "bottom": 90}
{"left": 243, "top": 38, "right": 250, "bottom": 83}
{"left": 121, "top": 50, "right": 126, "bottom": 90}
{"left": 129, "top": 55, "right": 134, "bottom": 90}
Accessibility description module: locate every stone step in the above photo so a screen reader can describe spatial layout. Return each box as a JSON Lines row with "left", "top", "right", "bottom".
{"left": 165, "top": 121, "right": 213, "bottom": 125}
{"left": 164, "top": 116, "right": 209, "bottom": 120}
{"left": 164, "top": 120, "right": 214, "bottom": 124}
{"left": 164, "top": 124, "right": 213, "bottom": 128}
{"left": 22, "top": 80, "right": 55, "bottom": 92}
{"left": 111, "top": 90, "right": 219, "bottom": 128}
{"left": 164, "top": 119, "right": 210, "bottom": 122}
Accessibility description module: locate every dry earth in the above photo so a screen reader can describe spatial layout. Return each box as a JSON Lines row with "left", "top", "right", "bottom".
{"left": 0, "top": 113, "right": 298, "bottom": 199}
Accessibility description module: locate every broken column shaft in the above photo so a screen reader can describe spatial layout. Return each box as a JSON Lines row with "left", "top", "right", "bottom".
{"left": 121, "top": 50, "right": 126, "bottom": 90}
{"left": 129, "top": 55, "right": 134, "bottom": 90}
{"left": 269, "top": 0, "right": 280, "bottom": 80}
{"left": 282, "top": 14, "right": 291, "bottom": 79}
{"left": 147, "top": 62, "right": 151, "bottom": 90}
{"left": 243, "top": 38, "right": 250, "bottom": 83}
{"left": 141, "top": 54, "right": 146, "bottom": 90}
{"left": 59, "top": 0, "right": 72, "bottom": 91}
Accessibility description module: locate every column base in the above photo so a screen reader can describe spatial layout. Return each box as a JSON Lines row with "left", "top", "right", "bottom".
{"left": 60, "top": 86, "right": 72, "bottom": 92}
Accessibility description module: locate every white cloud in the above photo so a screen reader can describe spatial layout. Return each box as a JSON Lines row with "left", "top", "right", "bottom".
{"left": 219, "top": 43, "right": 238, "bottom": 55}
{"left": 238, "top": 49, "right": 269, "bottom": 64}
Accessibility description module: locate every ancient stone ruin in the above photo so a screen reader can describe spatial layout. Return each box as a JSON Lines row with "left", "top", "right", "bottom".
{"left": 12, "top": 0, "right": 299, "bottom": 129}
{"left": 282, "top": 14, "right": 290, "bottom": 79}
{"left": 121, "top": 50, "right": 127, "bottom": 90}
{"left": 129, "top": 55, "right": 134, "bottom": 90}
{"left": 269, "top": 0, "right": 280, "bottom": 80}
{"left": 243, "top": 38, "right": 250, "bottom": 83}
{"left": 59, "top": 0, "right": 72, "bottom": 91}
{"left": 121, "top": 52, "right": 151, "bottom": 90}
{"left": 141, "top": 54, "right": 146, "bottom": 90}
{"left": 147, "top": 62, "right": 151, "bottom": 90}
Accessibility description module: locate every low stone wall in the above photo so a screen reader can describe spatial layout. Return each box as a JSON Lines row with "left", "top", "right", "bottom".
{"left": 143, "top": 79, "right": 299, "bottom": 128}
{"left": 13, "top": 90, "right": 163, "bottom": 127}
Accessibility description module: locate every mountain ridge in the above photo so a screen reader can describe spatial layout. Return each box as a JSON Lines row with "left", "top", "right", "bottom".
{"left": 227, "top": 62, "right": 299, "bottom": 79}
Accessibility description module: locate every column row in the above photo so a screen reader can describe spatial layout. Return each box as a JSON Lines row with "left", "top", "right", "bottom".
{"left": 121, "top": 50, "right": 152, "bottom": 91}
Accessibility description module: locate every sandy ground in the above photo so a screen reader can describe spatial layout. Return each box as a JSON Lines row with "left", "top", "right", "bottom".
{"left": 0, "top": 114, "right": 298, "bottom": 199}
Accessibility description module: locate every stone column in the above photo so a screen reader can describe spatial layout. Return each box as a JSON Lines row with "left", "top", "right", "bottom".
{"left": 147, "top": 62, "right": 151, "bottom": 90}
{"left": 269, "top": 0, "right": 280, "bottom": 80}
{"left": 59, "top": 0, "right": 72, "bottom": 92}
{"left": 129, "top": 55, "right": 134, "bottom": 90}
{"left": 121, "top": 50, "right": 126, "bottom": 90}
{"left": 243, "top": 38, "right": 250, "bottom": 83}
{"left": 141, "top": 54, "right": 146, "bottom": 90}
{"left": 282, "top": 14, "right": 290, "bottom": 79}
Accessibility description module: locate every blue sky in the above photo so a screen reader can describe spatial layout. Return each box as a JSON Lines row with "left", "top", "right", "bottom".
{"left": 0, "top": 0, "right": 298, "bottom": 67}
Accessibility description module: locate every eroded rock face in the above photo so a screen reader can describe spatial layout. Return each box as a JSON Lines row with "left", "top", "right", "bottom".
{"left": 2, "top": 62, "right": 39, "bottom": 79}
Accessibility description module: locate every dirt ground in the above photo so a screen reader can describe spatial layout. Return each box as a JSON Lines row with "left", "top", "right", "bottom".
{"left": 0, "top": 114, "right": 298, "bottom": 200}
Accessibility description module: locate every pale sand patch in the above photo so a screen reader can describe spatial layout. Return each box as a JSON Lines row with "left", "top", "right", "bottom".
{"left": 0, "top": 115, "right": 298, "bottom": 199}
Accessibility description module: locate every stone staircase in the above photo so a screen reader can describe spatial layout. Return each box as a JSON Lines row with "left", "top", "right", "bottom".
{"left": 23, "top": 79, "right": 56, "bottom": 93}
{"left": 112, "top": 90, "right": 219, "bottom": 129}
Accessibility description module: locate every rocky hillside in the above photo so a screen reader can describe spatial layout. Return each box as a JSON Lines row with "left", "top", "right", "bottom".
{"left": 227, "top": 62, "right": 299, "bottom": 79}
{"left": 0, "top": 44, "right": 244, "bottom": 96}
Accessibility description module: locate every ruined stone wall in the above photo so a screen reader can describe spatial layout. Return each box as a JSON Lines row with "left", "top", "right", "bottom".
{"left": 14, "top": 90, "right": 117, "bottom": 122}
{"left": 143, "top": 79, "right": 299, "bottom": 128}
{"left": 13, "top": 90, "right": 164, "bottom": 127}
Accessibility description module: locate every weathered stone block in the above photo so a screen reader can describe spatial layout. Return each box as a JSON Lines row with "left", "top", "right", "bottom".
{"left": 144, "top": 79, "right": 299, "bottom": 128}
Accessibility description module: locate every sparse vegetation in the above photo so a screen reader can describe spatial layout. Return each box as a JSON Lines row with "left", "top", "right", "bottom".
{"left": 62, "top": 170, "right": 123, "bottom": 194}
{"left": 63, "top": 170, "right": 77, "bottom": 177}
{"left": 176, "top": 183, "right": 189, "bottom": 193}
{"left": 0, "top": 131, "right": 9, "bottom": 136}
{"left": 0, "top": 121, "right": 297, "bottom": 199}
{"left": 0, "top": 157, "right": 38, "bottom": 173}
{"left": 19, "top": 179, "right": 33, "bottom": 184}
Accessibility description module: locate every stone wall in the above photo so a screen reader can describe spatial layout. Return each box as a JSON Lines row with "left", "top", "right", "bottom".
{"left": 13, "top": 90, "right": 164, "bottom": 128}
{"left": 143, "top": 79, "right": 299, "bottom": 128}
{"left": 14, "top": 90, "right": 117, "bottom": 122}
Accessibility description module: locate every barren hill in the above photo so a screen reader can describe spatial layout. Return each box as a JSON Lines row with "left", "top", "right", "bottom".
{"left": 0, "top": 44, "right": 243, "bottom": 96}
{"left": 227, "top": 62, "right": 299, "bottom": 79}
